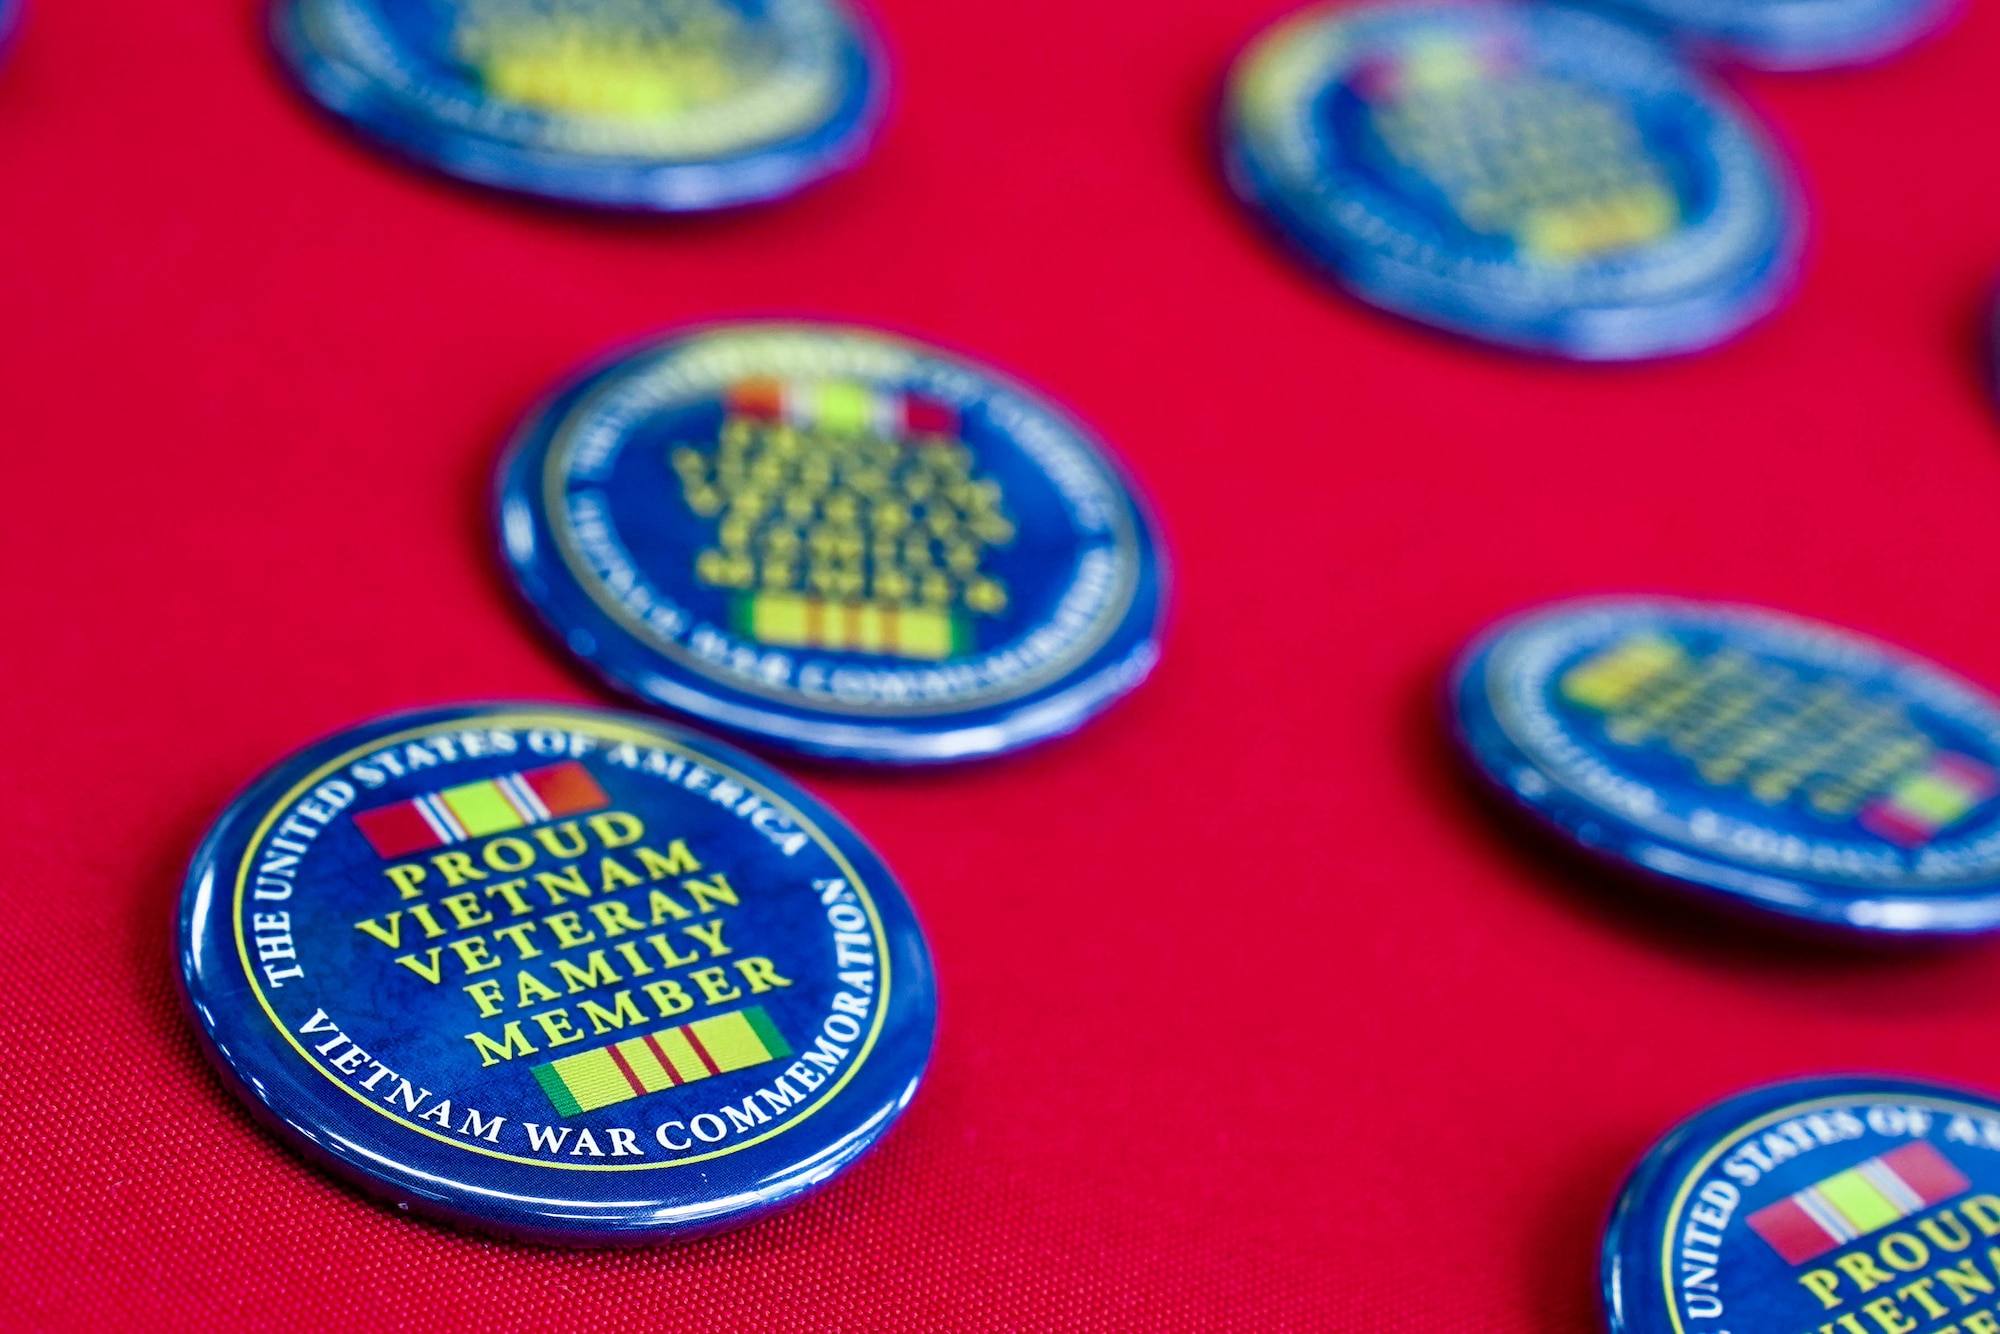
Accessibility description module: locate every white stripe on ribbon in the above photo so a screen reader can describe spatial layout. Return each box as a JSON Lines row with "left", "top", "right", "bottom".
{"left": 1795, "top": 1188, "right": 1860, "bottom": 1245}
{"left": 781, "top": 383, "right": 814, "bottom": 432}
{"left": 416, "top": 793, "right": 465, "bottom": 844}
{"left": 497, "top": 772, "right": 550, "bottom": 824}
{"left": 1859, "top": 1158, "right": 1925, "bottom": 1214}
{"left": 873, "top": 390, "right": 904, "bottom": 439}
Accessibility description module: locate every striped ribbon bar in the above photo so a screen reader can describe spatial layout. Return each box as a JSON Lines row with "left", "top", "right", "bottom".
{"left": 1350, "top": 35, "right": 1523, "bottom": 100}
{"left": 735, "top": 591, "right": 963, "bottom": 661}
{"left": 1747, "top": 1141, "right": 1970, "bottom": 1265}
{"left": 531, "top": 1007, "right": 792, "bottom": 1116}
{"left": 725, "top": 378, "right": 958, "bottom": 441}
{"left": 350, "top": 760, "right": 610, "bottom": 859}
{"left": 1858, "top": 752, "right": 2000, "bottom": 849}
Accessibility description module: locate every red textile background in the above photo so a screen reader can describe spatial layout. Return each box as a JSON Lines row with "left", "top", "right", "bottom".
{"left": 4, "top": 0, "right": 2000, "bottom": 1328}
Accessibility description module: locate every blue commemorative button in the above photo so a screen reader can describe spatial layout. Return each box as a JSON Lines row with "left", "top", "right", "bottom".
{"left": 1220, "top": 1, "right": 1803, "bottom": 360}
{"left": 1449, "top": 596, "right": 2000, "bottom": 935}
{"left": 178, "top": 702, "right": 936, "bottom": 1245}
{"left": 1581, "top": 0, "right": 1955, "bottom": 70}
{"left": 267, "top": 0, "right": 887, "bottom": 211}
{"left": 493, "top": 322, "right": 1170, "bottom": 764}
{"left": 1605, "top": 1076, "right": 2000, "bottom": 1334}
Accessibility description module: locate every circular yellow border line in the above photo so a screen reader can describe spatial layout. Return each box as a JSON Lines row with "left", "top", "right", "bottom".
{"left": 229, "top": 709, "right": 894, "bottom": 1173}
{"left": 1655, "top": 1092, "right": 1995, "bottom": 1334}
{"left": 540, "top": 327, "right": 1146, "bottom": 717}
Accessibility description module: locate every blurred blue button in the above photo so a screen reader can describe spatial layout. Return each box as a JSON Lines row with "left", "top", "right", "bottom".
{"left": 1221, "top": 1, "right": 1802, "bottom": 359}
{"left": 267, "top": 0, "right": 888, "bottom": 210}
{"left": 1583, "top": 0, "right": 1956, "bottom": 70}
{"left": 1450, "top": 595, "right": 2000, "bottom": 935}
{"left": 494, "top": 321, "right": 1170, "bottom": 764}
{"left": 0, "top": 0, "right": 22, "bottom": 66}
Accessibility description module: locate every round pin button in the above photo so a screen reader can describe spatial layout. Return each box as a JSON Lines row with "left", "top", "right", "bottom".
{"left": 179, "top": 702, "right": 936, "bottom": 1245}
{"left": 1221, "top": 1, "right": 1802, "bottom": 359}
{"left": 1450, "top": 596, "right": 2000, "bottom": 935}
{"left": 1586, "top": 0, "right": 1956, "bottom": 70}
{"left": 1606, "top": 1076, "right": 2000, "bottom": 1334}
{"left": 267, "top": 0, "right": 888, "bottom": 210}
{"left": 494, "top": 322, "right": 1170, "bottom": 764}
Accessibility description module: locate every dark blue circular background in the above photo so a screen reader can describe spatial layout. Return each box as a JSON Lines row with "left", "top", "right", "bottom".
{"left": 577, "top": 388, "right": 1088, "bottom": 678}
{"left": 494, "top": 324, "right": 1169, "bottom": 764}
{"left": 1313, "top": 48, "right": 1719, "bottom": 273}
{"left": 1604, "top": 1076, "right": 2000, "bottom": 1334}
{"left": 1449, "top": 597, "right": 2000, "bottom": 936}
{"left": 267, "top": 0, "right": 887, "bottom": 211}
{"left": 1221, "top": 1, "right": 1801, "bottom": 359}
{"left": 178, "top": 701, "right": 936, "bottom": 1245}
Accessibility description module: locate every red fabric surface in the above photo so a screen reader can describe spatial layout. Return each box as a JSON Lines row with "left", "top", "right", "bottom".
{"left": 4, "top": 0, "right": 2000, "bottom": 1328}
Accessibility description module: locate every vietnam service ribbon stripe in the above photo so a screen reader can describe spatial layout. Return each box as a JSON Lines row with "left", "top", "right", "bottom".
{"left": 532, "top": 1007, "right": 793, "bottom": 1116}
{"left": 1859, "top": 751, "right": 2000, "bottom": 849}
{"left": 1747, "top": 1141, "right": 1971, "bottom": 1265}
{"left": 350, "top": 760, "right": 612, "bottom": 860}
{"left": 724, "top": 378, "right": 959, "bottom": 441}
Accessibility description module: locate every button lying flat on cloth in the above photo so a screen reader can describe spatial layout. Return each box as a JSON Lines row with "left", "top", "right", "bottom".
{"left": 1449, "top": 595, "right": 2000, "bottom": 935}
{"left": 179, "top": 701, "right": 936, "bottom": 1245}
{"left": 493, "top": 321, "right": 1171, "bottom": 764}
{"left": 1604, "top": 1076, "right": 2000, "bottom": 1334}
{"left": 1220, "top": 1, "right": 1803, "bottom": 360}
{"left": 267, "top": 0, "right": 889, "bottom": 210}
{"left": 1582, "top": 0, "right": 1957, "bottom": 71}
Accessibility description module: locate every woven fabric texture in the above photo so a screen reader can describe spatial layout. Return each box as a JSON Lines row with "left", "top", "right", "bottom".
{"left": 4, "top": 0, "right": 2000, "bottom": 1328}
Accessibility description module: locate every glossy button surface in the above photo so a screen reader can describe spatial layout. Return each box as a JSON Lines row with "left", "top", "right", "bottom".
{"left": 1606, "top": 1077, "right": 2000, "bottom": 1334}
{"left": 267, "top": 0, "right": 888, "bottom": 210}
{"left": 495, "top": 322, "right": 1170, "bottom": 763}
{"left": 179, "top": 702, "right": 936, "bottom": 1245}
{"left": 1584, "top": 0, "right": 1956, "bottom": 70}
{"left": 1450, "top": 596, "right": 2000, "bottom": 934}
{"left": 1221, "top": 1, "right": 1802, "bottom": 359}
